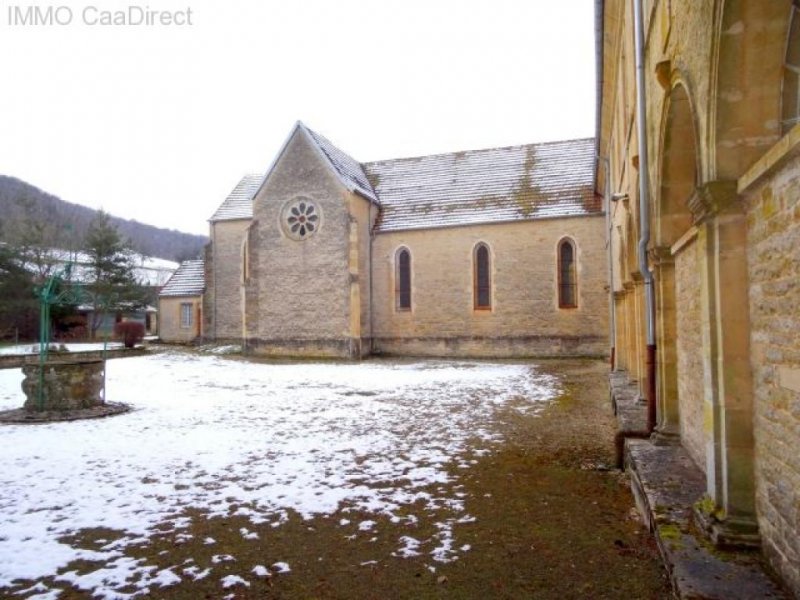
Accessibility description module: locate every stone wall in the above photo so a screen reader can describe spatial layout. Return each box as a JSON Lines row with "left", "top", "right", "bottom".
{"left": 371, "top": 216, "right": 609, "bottom": 357}
{"left": 674, "top": 237, "right": 705, "bottom": 472}
{"left": 246, "top": 128, "right": 359, "bottom": 358}
{"left": 159, "top": 296, "right": 202, "bottom": 343}
{"left": 744, "top": 133, "right": 800, "bottom": 593}
{"left": 599, "top": 0, "right": 798, "bottom": 592}
{"left": 208, "top": 219, "right": 250, "bottom": 341}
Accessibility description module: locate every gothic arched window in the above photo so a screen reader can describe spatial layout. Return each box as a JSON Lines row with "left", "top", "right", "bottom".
{"left": 474, "top": 243, "right": 491, "bottom": 310}
{"left": 558, "top": 238, "right": 578, "bottom": 308}
{"left": 395, "top": 247, "right": 411, "bottom": 310}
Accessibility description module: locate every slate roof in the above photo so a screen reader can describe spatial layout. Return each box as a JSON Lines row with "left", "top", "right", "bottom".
{"left": 207, "top": 125, "right": 599, "bottom": 232}
{"left": 209, "top": 174, "right": 263, "bottom": 222}
{"left": 363, "top": 138, "right": 600, "bottom": 233}
{"left": 159, "top": 259, "right": 205, "bottom": 297}
{"left": 301, "top": 124, "right": 378, "bottom": 203}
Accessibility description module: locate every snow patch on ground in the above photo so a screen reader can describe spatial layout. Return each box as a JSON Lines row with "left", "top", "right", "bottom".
{"left": 0, "top": 352, "right": 557, "bottom": 595}
{"left": 220, "top": 574, "right": 249, "bottom": 588}
{"left": 271, "top": 562, "right": 291, "bottom": 574}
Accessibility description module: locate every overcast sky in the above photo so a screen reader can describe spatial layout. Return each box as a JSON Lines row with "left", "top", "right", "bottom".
{"left": 0, "top": 0, "right": 596, "bottom": 236}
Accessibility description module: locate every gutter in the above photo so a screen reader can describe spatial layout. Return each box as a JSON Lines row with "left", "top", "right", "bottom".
{"left": 632, "top": 0, "right": 657, "bottom": 432}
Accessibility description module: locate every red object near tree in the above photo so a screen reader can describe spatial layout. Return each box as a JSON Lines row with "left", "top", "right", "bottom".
{"left": 114, "top": 321, "right": 145, "bottom": 348}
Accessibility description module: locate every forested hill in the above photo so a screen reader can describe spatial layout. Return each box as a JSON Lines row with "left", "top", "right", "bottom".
{"left": 0, "top": 175, "right": 207, "bottom": 262}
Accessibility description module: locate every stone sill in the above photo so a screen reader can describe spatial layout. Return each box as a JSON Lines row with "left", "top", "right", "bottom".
{"left": 738, "top": 123, "right": 800, "bottom": 194}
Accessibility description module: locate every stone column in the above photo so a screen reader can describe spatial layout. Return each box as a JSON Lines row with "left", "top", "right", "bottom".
{"left": 651, "top": 246, "right": 680, "bottom": 438}
{"left": 690, "top": 180, "right": 759, "bottom": 546}
{"left": 622, "top": 282, "right": 636, "bottom": 377}
{"left": 631, "top": 275, "right": 645, "bottom": 388}
{"left": 613, "top": 290, "right": 627, "bottom": 370}
{"left": 348, "top": 216, "right": 362, "bottom": 358}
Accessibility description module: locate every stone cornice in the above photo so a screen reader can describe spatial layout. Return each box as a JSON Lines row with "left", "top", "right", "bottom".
{"left": 649, "top": 245, "right": 674, "bottom": 266}
{"left": 688, "top": 180, "right": 739, "bottom": 224}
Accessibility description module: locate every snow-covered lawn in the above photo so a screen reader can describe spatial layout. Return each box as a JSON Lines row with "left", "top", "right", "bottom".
{"left": 0, "top": 351, "right": 557, "bottom": 597}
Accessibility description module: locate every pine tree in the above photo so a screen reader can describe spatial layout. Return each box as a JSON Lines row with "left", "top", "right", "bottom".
{"left": 83, "top": 211, "right": 147, "bottom": 338}
{"left": 0, "top": 240, "right": 37, "bottom": 340}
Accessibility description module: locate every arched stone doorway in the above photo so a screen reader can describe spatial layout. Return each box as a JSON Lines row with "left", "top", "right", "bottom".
{"left": 654, "top": 83, "right": 700, "bottom": 457}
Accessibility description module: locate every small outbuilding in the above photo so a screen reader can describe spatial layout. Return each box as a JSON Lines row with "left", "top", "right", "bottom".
{"left": 158, "top": 259, "right": 204, "bottom": 343}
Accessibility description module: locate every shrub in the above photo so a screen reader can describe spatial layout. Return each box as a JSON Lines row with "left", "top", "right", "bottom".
{"left": 114, "top": 321, "right": 145, "bottom": 348}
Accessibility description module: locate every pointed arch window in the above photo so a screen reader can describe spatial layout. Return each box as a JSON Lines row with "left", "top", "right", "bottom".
{"left": 395, "top": 248, "right": 411, "bottom": 310}
{"left": 783, "top": 0, "right": 800, "bottom": 133}
{"left": 558, "top": 238, "right": 578, "bottom": 309}
{"left": 474, "top": 243, "right": 491, "bottom": 310}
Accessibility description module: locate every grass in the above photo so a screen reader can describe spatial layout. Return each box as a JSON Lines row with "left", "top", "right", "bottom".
{"left": 9, "top": 359, "right": 671, "bottom": 599}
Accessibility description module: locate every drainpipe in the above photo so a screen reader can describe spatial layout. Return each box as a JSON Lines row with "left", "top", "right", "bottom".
{"left": 633, "top": 0, "right": 657, "bottom": 432}
{"left": 598, "top": 155, "right": 617, "bottom": 370}
{"left": 368, "top": 202, "right": 375, "bottom": 354}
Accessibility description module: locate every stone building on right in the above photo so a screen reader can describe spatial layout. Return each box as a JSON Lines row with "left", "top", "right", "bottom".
{"left": 597, "top": 0, "right": 800, "bottom": 593}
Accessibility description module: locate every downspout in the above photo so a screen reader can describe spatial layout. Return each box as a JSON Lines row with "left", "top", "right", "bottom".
{"left": 632, "top": 0, "right": 657, "bottom": 432}
{"left": 598, "top": 156, "right": 617, "bottom": 369}
{"left": 368, "top": 202, "right": 375, "bottom": 354}
{"left": 595, "top": 0, "right": 616, "bottom": 369}
{"left": 212, "top": 222, "right": 218, "bottom": 341}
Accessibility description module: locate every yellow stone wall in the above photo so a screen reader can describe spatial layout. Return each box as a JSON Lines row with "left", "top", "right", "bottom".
{"left": 158, "top": 296, "right": 202, "bottom": 343}
{"left": 600, "top": 1, "right": 798, "bottom": 590}
{"left": 371, "top": 216, "right": 609, "bottom": 357}
{"left": 742, "top": 129, "right": 800, "bottom": 592}
{"left": 207, "top": 219, "right": 250, "bottom": 341}
{"left": 674, "top": 237, "right": 704, "bottom": 471}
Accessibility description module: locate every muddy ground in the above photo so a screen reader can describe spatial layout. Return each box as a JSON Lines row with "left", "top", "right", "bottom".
{"left": 14, "top": 359, "right": 670, "bottom": 599}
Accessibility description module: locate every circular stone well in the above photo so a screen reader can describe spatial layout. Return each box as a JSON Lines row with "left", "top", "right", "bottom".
{"left": 0, "top": 358, "right": 131, "bottom": 424}
{"left": 22, "top": 358, "right": 105, "bottom": 411}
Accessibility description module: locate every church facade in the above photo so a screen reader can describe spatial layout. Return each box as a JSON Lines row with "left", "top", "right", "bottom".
{"left": 161, "top": 122, "right": 610, "bottom": 359}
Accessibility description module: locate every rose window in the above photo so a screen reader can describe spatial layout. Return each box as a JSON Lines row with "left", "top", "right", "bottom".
{"left": 281, "top": 198, "right": 320, "bottom": 240}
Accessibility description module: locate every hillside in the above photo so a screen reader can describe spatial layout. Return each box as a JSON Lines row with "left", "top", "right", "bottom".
{"left": 0, "top": 175, "right": 207, "bottom": 262}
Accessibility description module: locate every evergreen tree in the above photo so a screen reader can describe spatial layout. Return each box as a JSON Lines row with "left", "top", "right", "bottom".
{"left": 0, "top": 239, "right": 37, "bottom": 340}
{"left": 83, "top": 211, "right": 146, "bottom": 338}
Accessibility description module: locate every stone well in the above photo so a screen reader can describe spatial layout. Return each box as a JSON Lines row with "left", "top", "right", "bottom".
{"left": 21, "top": 359, "right": 105, "bottom": 411}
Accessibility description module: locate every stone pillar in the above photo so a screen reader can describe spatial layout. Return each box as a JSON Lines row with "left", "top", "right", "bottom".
{"left": 631, "top": 275, "right": 645, "bottom": 389}
{"left": 613, "top": 290, "right": 627, "bottom": 370}
{"left": 623, "top": 282, "right": 636, "bottom": 377}
{"left": 690, "top": 180, "right": 759, "bottom": 546}
{"left": 651, "top": 246, "right": 680, "bottom": 437}
{"left": 348, "top": 216, "right": 362, "bottom": 358}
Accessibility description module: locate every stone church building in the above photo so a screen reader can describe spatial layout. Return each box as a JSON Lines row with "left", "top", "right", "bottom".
{"left": 160, "top": 121, "right": 609, "bottom": 358}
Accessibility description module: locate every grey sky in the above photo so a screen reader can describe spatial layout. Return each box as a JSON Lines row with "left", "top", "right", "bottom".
{"left": 0, "top": 0, "right": 596, "bottom": 236}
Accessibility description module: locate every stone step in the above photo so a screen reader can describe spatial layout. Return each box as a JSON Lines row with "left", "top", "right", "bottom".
{"left": 625, "top": 439, "right": 788, "bottom": 600}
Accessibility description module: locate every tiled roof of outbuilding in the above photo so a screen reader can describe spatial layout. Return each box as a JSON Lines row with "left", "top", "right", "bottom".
{"left": 363, "top": 137, "right": 600, "bottom": 232}
{"left": 159, "top": 259, "right": 205, "bottom": 297}
{"left": 209, "top": 174, "right": 263, "bottom": 222}
{"left": 301, "top": 124, "right": 378, "bottom": 203}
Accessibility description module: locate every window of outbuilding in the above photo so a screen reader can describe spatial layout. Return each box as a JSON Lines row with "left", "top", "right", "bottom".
{"left": 396, "top": 248, "right": 412, "bottom": 310}
{"left": 558, "top": 238, "right": 578, "bottom": 309}
{"left": 474, "top": 243, "right": 492, "bottom": 310}
{"left": 783, "top": 0, "right": 800, "bottom": 133}
{"left": 180, "top": 302, "right": 193, "bottom": 328}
